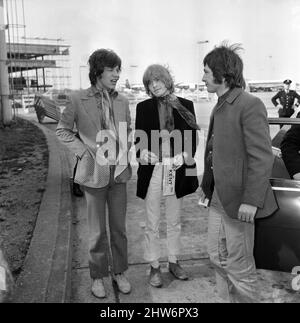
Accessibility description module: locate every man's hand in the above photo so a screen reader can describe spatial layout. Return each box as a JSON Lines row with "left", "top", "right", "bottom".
{"left": 198, "top": 187, "right": 206, "bottom": 202}
{"left": 173, "top": 152, "right": 188, "bottom": 170}
{"left": 141, "top": 149, "right": 159, "bottom": 164}
{"left": 238, "top": 204, "right": 257, "bottom": 224}
{"left": 277, "top": 104, "right": 283, "bottom": 109}
{"left": 198, "top": 187, "right": 209, "bottom": 208}
{"left": 293, "top": 172, "right": 300, "bottom": 180}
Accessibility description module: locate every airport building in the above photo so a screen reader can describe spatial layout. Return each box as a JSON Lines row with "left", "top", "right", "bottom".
{"left": 6, "top": 40, "right": 71, "bottom": 96}
{"left": 3, "top": 0, "right": 71, "bottom": 104}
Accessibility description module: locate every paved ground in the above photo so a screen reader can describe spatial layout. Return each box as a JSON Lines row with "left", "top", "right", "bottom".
{"left": 70, "top": 167, "right": 300, "bottom": 303}
{"left": 13, "top": 107, "right": 300, "bottom": 303}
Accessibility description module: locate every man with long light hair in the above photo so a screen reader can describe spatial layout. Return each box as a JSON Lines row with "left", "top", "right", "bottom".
{"left": 135, "top": 64, "right": 199, "bottom": 287}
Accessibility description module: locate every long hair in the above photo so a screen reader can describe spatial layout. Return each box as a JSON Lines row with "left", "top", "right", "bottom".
{"left": 143, "top": 64, "right": 175, "bottom": 96}
{"left": 88, "top": 49, "right": 121, "bottom": 86}
{"left": 203, "top": 42, "right": 246, "bottom": 89}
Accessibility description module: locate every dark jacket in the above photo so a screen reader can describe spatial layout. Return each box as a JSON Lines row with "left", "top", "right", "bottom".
{"left": 134, "top": 96, "right": 199, "bottom": 199}
{"left": 271, "top": 90, "right": 300, "bottom": 117}
{"left": 201, "top": 88, "right": 278, "bottom": 219}
{"left": 281, "top": 112, "right": 300, "bottom": 178}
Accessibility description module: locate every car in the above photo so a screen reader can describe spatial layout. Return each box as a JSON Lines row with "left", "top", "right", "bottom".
{"left": 254, "top": 117, "right": 300, "bottom": 273}
{"left": 34, "top": 94, "right": 61, "bottom": 123}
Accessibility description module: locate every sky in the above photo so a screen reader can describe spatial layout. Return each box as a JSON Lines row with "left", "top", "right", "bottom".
{"left": 4, "top": 0, "right": 300, "bottom": 89}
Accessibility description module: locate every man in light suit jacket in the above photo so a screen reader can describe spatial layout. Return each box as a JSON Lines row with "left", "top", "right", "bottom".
{"left": 199, "top": 43, "right": 278, "bottom": 303}
{"left": 56, "top": 49, "right": 132, "bottom": 299}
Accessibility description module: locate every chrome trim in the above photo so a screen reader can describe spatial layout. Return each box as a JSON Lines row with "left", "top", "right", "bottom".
{"left": 272, "top": 187, "right": 300, "bottom": 192}
{"left": 268, "top": 117, "right": 300, "bottom": 125}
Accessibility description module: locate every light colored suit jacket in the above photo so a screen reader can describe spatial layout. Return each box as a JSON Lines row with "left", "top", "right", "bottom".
{"left": 56, "top": 87, "right": 132, "bottom": 188}
{"left": 201, "top": 88, "right": 278, "bottom": 219}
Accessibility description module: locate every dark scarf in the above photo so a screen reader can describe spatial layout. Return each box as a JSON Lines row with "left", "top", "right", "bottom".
{"left": 157, "top": 94, "right": 200, "bottom": 132}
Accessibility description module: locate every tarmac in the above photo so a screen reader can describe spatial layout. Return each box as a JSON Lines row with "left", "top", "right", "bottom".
{"left": 11, "top": 110, "right": 300, "bottom": 303}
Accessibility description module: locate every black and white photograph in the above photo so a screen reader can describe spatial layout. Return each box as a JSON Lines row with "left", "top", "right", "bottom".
{"left": 0, "top": 0, "right": 300, "bottom": 306}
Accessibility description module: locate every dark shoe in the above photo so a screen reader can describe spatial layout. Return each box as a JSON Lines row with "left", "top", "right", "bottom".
{"left": 73, "top": 182, "right": 84, "bottom": 197}
{"left": 149, "top": 266, "right": 163, "bottom": 288}
{"left": 169, "top": 261, "right": 188, "bottom": 280}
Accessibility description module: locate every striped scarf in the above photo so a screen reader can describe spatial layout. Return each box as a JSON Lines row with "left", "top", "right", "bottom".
{"left": 93, "top": 85, "right": 120, "bottom": 164}
{"left": 93, "top": 85, "right": 118, "bottom": 138}
{"left": 157, "top": 94, "right": 200, "bottom": 132}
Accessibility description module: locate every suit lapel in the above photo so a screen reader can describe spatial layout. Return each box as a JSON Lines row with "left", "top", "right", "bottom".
{"left": 112, "top": 97, "right": 124, "bottom": 135}
{"left": 80, "top": 89, "right": 126, "bottom": 137}
{"left": 208, "top": 88, "right": 244, "bottom": 147}
{"left": 206, "top": 105, "right": 216, "bottom": 146}
{"left": 215, "top": 99, "right": 227, "bottom": 112}
{"left": 215, "top": 88, "right": 243, "bottom": 112}
{"left": 173, "top": 109, "right": 182, "bottom": 129}
{"left": 171, "top": 97, "right": 183, "bottom": 129}
{"left": 146, "top": 98, "right": 160, "bottom": 130}
{"left": 80, "top": 88, "right": 100, "bottom": 132}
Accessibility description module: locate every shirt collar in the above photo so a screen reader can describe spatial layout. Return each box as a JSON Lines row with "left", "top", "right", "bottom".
{"left": 225, "top": 87, "right": 244, "bottom": 104}
{"left": 87, "top": 85, "right": 118, "bottom": 99}
{"left": 217, "top": 89, "right": 231, "bottom": 105}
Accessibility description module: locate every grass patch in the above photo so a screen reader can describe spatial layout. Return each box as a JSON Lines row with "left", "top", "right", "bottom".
{"left": 0, "top": 117, "right": 49, "bottom": 276}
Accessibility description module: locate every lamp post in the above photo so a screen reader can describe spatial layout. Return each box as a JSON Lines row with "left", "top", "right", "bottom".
{"left": 0, "top": 0, "right": 11, "bottom": 126}
{"left": 196, "top": 40, "right": 209, "bottom": 100}
{"left": 268, "top": 55, "right": 274, "bottom": 79}
{"left": 130, "top": 65, "right": 138, "bottom": 86}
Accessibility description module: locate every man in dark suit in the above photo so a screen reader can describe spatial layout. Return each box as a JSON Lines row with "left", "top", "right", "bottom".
{"left": 281, "top": 112, "right": 300, "bottom": 180}
{"left": 134, "top": 64, "right": 199, "bottom": 288}
{"left": 272, "top": 79, "right": 300, "bottom": 121}
{"left": 199, "top": 43, "right": 278, "bottom": 303}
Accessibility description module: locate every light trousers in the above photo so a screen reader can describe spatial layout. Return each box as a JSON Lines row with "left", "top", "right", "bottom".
{"left": 84, "top": 169, "right": 128, "bottom": 279}
{"left": 208, "top": 190, "right": 258, "bottom": 303}
{"left": 144, "top": 164, "right": 183, "bottom": 263}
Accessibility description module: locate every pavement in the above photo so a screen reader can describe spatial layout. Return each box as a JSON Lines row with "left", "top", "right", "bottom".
{"left": 11, "top": 109, "right": 300, "bottom": 303}
{"left": 12, "top": 114, "right": 73, "bottom": 303}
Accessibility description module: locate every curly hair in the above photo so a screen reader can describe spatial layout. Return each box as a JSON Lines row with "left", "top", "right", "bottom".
{"left": 203, "top": 42, "right": 246, "bottom": 89}
{"left": 88, "top": 49, "right": 121, "bottom": 86}
{"left": 142, "top": 64, "right": 175, "bottom": 96}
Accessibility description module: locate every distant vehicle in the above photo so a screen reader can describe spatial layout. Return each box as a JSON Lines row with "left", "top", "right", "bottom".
{"left": 175, "top": 82, "right": 207, "bottom": 91}
{"left": 10, "top": 99, "right": 22, "bottom": 109}
{"left": 43, "top": 89, "right": 71, "bottom": 101}
{"left": 254, "top": 117, "right": 300, "bottom": 273}
{"left": 175, "top": 83, "right": 191, "bottom": 91}
{"left": 247, "top": 80, "right": 284, "bottom": 93}
{"left": 174, "top": 82, "right": 209, "bottom": 100}
{"left": 130, "top": 84, "right": 145, "bottom": 92}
